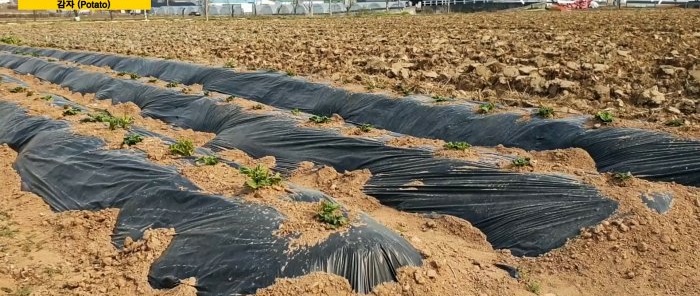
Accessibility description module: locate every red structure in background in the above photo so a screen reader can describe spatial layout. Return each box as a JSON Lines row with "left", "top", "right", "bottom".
{"left": 550, "top": 0, "right": 593, "bottom": 10}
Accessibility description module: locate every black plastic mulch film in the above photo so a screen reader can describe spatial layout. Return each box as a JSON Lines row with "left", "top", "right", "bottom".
{"left": 1, "top": 45, "right": 697, "bottom": 187}
{"left": 0, "top": 100, "right": 423, "bottom": 295}
{"left": 0, "top": 51, "right": 620, "bottom": 259}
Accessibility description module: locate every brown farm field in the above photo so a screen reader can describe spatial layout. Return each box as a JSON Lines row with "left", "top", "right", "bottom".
{"left": 0, "top": 8, "right": 699, "bottom": 296}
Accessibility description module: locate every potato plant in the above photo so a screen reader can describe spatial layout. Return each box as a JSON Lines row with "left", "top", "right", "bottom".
{"left": 479, "top": 102, "right": 496, "bottom": 114}
{"left": 512, "top": 157, "right": 531, "bottom": 167}
{"left": 309, "top": 115, "right": 332, "bottom": 124}
{"left": 195, "top": 155, "right": 219, "bottom": 166}
{"left": 169, "top": 139, "right": 195, "bottom": 156}
{"left": 316, "top": 201, "right": 348, "bottom": 229}
{"left": 444, "top": 141, "right": 471, "bottom": 150}
{"left": 239, "top": 165, "right": 282, "bottom": 190}
{"left": 122, "top": 134, "right": 143, "bottom": 146}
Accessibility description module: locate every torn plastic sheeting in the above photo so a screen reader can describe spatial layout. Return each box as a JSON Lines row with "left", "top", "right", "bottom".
{"left": 0, "top": 55, "right": 618, "bottom": 256}
{"left": 641, "top": 192, "right": 673, "bottom": 214}
{"left": 2, "top": 45, "right": 696, "bottom": 186}
{"left": 0, "top": 101, "right": 423, "bottom": 295}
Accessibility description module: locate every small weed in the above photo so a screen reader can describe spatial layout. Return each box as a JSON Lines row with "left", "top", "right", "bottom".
{"left": 595, "top": 110, "right": 614, "bottom": 123}
{"left": 116, "top": 72, "right": 127, "bottom": 77}
{"left": 12, "top": 287, "right": 31, "bottom": 296}
{"left": 9, "top": 86, "right": 26, "bottom": 93}
{"left": 526, "top": 281, "right": 541, "bottom": 295}
{"left": 225, "top": 96, "right": 236, "bottom": 102}
{"left": 479, "top": 102, "right": 496, "bottom": 114}
{"left": 148, "top": 78, "right": 158, "bottom": 83}
{"left": 129, "top": 73, "right": 140, "bottom": 80}
{"left": 252, "top": 104, "right": 264, "bottom": 110}
{"left": 285, "top": 69, "right": 296, "bottom": 76}
{"left": 122, "top": 134, "right": 143, "bottom": 146}
{"left": 537, "top": 106, "right": 554, "bottom": 118}
{"left": 512, "top": 157, "right": 531, "bottom": 167}
{"left": 48, "top": 58, "right": 57, "bottom": 62}
{"left": 397, "top": 84, "right": 414, "bottom": 96}
{"left": 195, "top": 155, "right": 219, "bottom": 166}
{"left": 25, "top": 90, "right": 34, "bottom": 97}
{"left": 309, "top": 115, "right": 332, "bottom": 124}
{"left": 0, "top": 225, "right": 18, "bottom": 238}
{"left": 169, "top": 139, "right": 195, "bottom": 157}
{"left": 432, "top": 95, "right": 452, "bottom": 103}
{"left": 40, "top": 95, "right": 53, "bottom": 101}
{"left": 240, "top": 165, "right": 283, "bottom": 190}
{"left": 224, "top": 60, "right": 236, "bottom": 68}
{"left": 62, "top": 106, "right": 81, "bottom": 116}
{"left": 291, "top": 108, "right": 301, "bottom": 116}
{"left": 665, "top": 119, "right": 684, "bottom": 127}
{"left": 0, "top": 35, "right": 21, "bottom": 44}
{"left": 165, "top": 82, "right": 179, "bottom": 88}
{"left": 517, "top": 268, "right": 541, "bottom": 295}
{"left": 316, "top": 201, "right": 348, "bottom": 229}
{"left": 359, "top": 123, "right": 374, "bottom": 132}
{"left": 43, "top": 267, "right": 62, "bottom": 277}
{"left": 444, "top": 141, "right": 471, "bottom": 150}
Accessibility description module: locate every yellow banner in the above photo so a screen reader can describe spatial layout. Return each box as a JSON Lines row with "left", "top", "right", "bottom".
{"left": 18, "top": 0, "right": 152, "bottom": 10}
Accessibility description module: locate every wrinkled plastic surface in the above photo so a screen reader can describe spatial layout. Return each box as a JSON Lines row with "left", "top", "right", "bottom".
{"left": 0, "top": 54, "right": 618, "bottom": 256}
{"left": 0, "top": 101, "right": 422, "bottom": 295}
{"left": 2, "top": 45, "right": 695, "bottom": 186}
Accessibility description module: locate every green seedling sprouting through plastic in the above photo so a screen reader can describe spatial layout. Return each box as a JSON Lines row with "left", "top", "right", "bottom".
{"left": 81, "top": 110, "right": 133, "bottom": 130}
{"left": 226, "top": 96, "right": 236, "bottom": 102}
{"left": 291, "top": 108, "right": 301, "bottom": 116}
{"left": 62, "top": 106, "right": 81, "bottom": 116}
{"left": 81, "top": 110, "right": 112, "bottom": 123}
{"left": 479, "top": 102, "right": 496, "bottom": 114}
{"left": 512, "top": 157, "right": 531, "bottom": 167}
{"left": 9, "top": 86, "right": 26, "bottom": 93}
{"left": 240, "top": 165, "right": 283, "bottom": 190}
{"left": 169, "top": 139, "right": 195, "bottom": 157}
{"left": 107, "top": 115, "right": 133, "bottom": 130}
{"left": 316, "top": 201, "right": 348, "bottom": 229}
{"left": 359, "top": 123, "right": 374, "bottom": 132}
{"left": 537, "top": 106, "right": 554, "bottom": 118}
{"left": 165, "top": 82, "right": 179, "bottom": 88}
{"left": 224, "top": 61, "right": 236, "bottom": 68}
{"left": 129, "top": 73, "right": 140, "bottom": 80}
{"left": 40, "top": 95, "right": 53, "bottom": 101}
{"left": 309, "top": 115, "right": 332, "bottom": 124}
{"left": 444, "top": 141, "right": 471, "bottom": 150}
{"left": 148, "top": 78, "right": 158, "bottom": 83}
{"left": 122, "top": 134, "right": 143, "bottom": 147}
{"left": 595, "top": 111, "right": 614, "bottom": 123}
{"left": 195, "top": 155, "right": 219, "bottom": 166}
{"left": 613, "top": 171, "right": 633, "bottom": 182}
{"left": 252, "top": 104, "right": 264, "bottom": 110}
